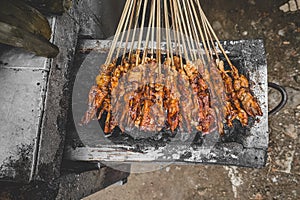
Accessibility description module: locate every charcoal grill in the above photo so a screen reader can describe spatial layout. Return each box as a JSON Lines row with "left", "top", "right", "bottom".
{"left": 65, "top": 39, "right": 269, "bottom": 168}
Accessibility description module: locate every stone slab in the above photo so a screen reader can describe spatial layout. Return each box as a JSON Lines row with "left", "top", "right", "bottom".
{"left": 0, "top": 67, "right": 47, "bottom": 182}
{"left": 0, "top": 46, "right": 48, "bottom": 70}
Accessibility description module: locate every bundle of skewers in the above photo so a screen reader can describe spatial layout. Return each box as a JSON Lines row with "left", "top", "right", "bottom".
{"left": 81, "top": 0, "right": 263, "bottom": 136}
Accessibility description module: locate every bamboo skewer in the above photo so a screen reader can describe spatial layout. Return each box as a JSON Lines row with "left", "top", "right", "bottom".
{"left": 105, "top": 0, "right": 131, "bottom": 65}
{"left": 106, "top": 0, "right": 235, "bottom": 71}
{"left": 122, "top": 0, "right": 137, "bottom": 60}
{"left": 136, "top": 0, "right": 149, "bottom": 65}
{"left": 142, "top": 0, "right": 155, "bottom": 64}
{"left": 116, "top": 0, "right": 134, "bottom": 60}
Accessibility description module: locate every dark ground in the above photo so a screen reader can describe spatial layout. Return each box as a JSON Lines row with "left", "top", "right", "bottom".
{"left": 85, "top": 0, "right": 300, "bottom": 199}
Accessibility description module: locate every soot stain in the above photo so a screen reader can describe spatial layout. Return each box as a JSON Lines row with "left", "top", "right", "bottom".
{"left": 0, "top": 144, "right": 34, "bottom": 182}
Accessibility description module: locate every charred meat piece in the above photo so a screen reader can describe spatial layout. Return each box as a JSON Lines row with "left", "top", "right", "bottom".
{"left": 217, "top": 60, "right": 262, "bottom": 127}
{"left": 82, "top": 53, "right": 262, "bottom": 136}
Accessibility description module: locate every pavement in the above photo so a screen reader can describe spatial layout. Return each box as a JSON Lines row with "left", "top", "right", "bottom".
{"left": 84, "top": 0, "right": 300, "bottom": 199}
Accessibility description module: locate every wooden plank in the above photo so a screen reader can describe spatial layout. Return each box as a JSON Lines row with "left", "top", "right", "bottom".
{"left": 0, "top": 0, "right": 59, "bottom": 57}
{"left": 0, "top": 0, "right": 51, "bottom": 40}
{"left": 0, "top": 22, "right": 59, "bottom": 58}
